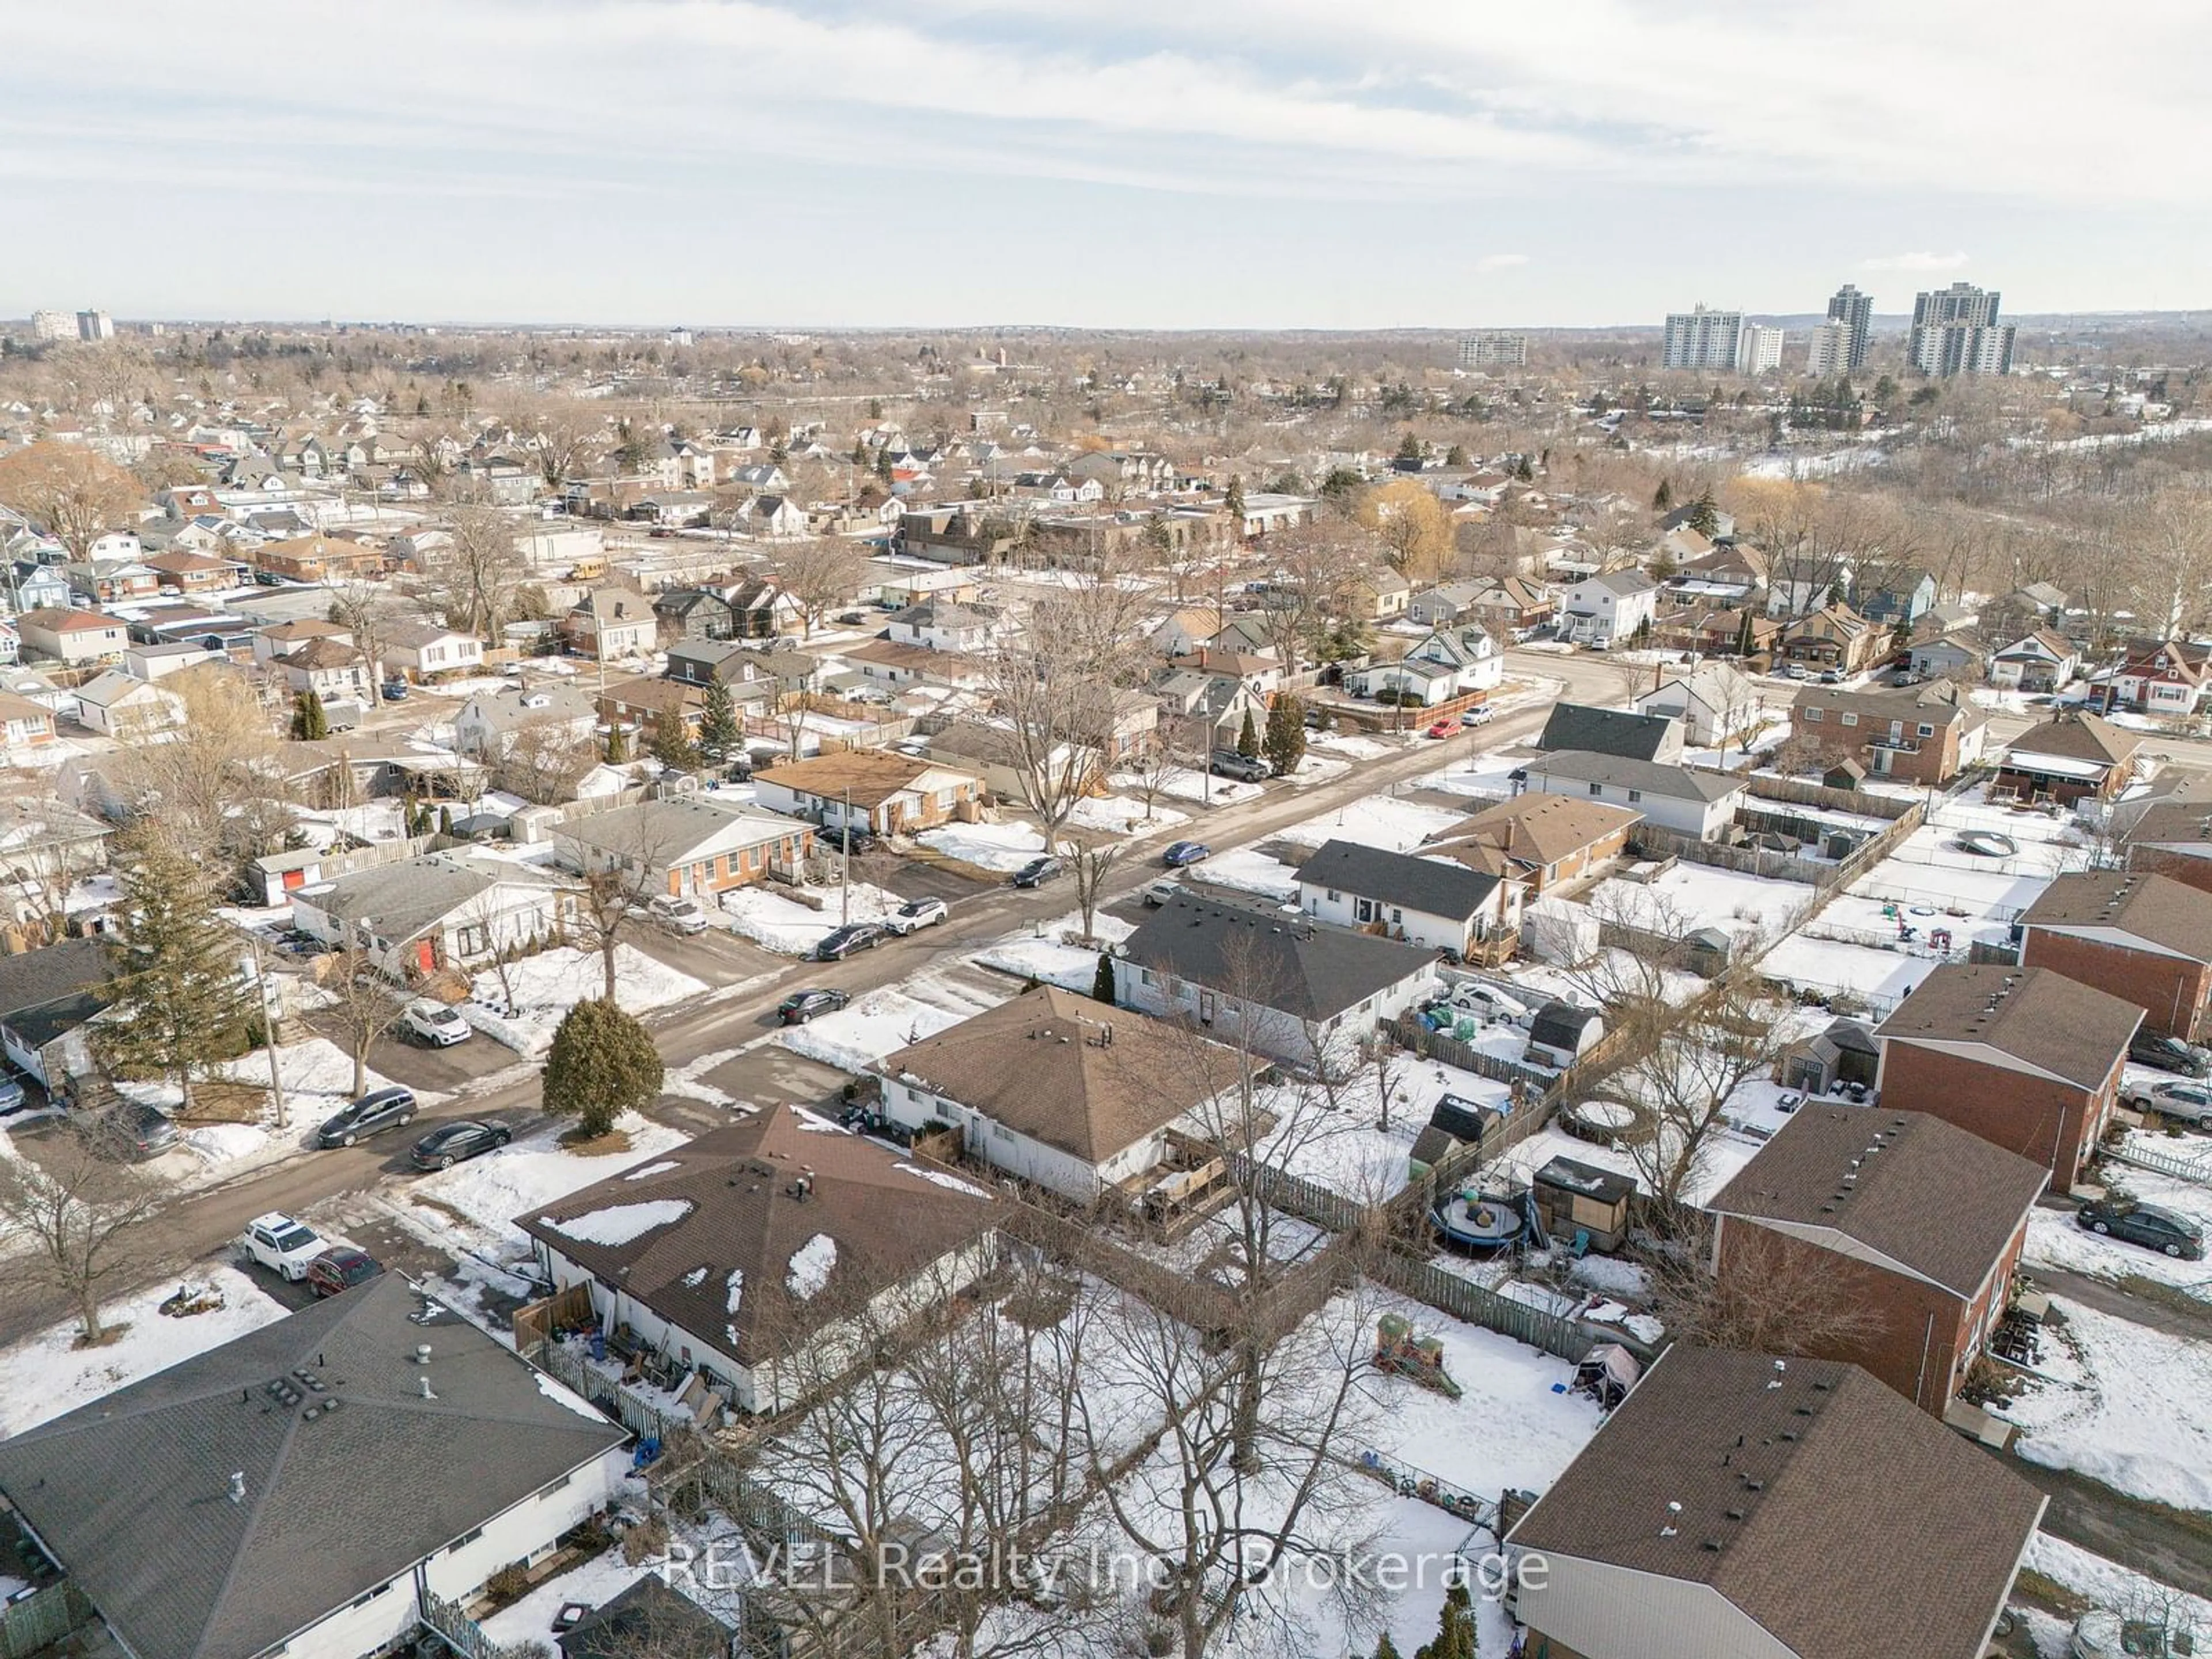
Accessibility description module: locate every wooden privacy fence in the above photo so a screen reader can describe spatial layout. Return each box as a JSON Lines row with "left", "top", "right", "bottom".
{"left": 1372, "top": 1251, "right": 1590, "bottom": 1364}
{"left": 418, "top": 1588, "right": 532, "bottom": 1659}
{"left": 0, "top": 1581, "right": 94, "bottom": 1659}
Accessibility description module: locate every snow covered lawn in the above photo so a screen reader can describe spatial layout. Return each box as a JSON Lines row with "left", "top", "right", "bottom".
{"left": 719, "top": 880, "right": 907, "bottom": 955}
{"left": 1997, "top": 1296, "right": 2212, "bottom": 1510}
{"left": 464, "top": 945, "right": 706, "bottom": 1055}
{"left": 1585, "top": 863, "right": 1817, "bottom": 948}
{"left": 112, "top": 1036, "right": 418, "bottom": 1183}
{"left": 1108, "top": 766, "right": 1262, "bottom": 807}
{"left": 2024, "top": 1149, "right": 2212, "bottom": 1302}
{"left": 1309, "top": 731, "right": 1400, "bottom": 760}
{"left": 406, "top": 1113, "right": 691, "bottom": 1251}
{"left": 1066, "top": 793, "right": 1190, "bottom": 834}
{"left": 1757, "top": 933, "right": 1942, "bottom": 1012}
{"left": 0, "top": 1266, "right": 287, "bottom": 1437}
{"left": 915, "top": 819, "right": 1049, "bottom": 872}
{"left": 1190, "top": 847, "right": 1301, "bottom": 902}
{"left": 1250, "top": 1059, "right": 1514, "bottom": 1202}
{"left": 1278, "top": 794, "right": 1465, "bottom": 854}
{"left": 778, "top": 975, "right": 1006, "bottom": 1073}
{"left": 971, "top": 911, "right": 1135, "bottom": 991}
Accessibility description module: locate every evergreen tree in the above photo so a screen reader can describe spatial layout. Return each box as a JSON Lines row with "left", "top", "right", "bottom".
{"left": 290, "top": 688, "right": 328, "bottom": 741}
{"left": 438, "top": 805, "right": 456, "bottom": 836}
{"left": 1373, "top": 1635, "right": 1403, "bottom": 1659}
{"left": 1685, "top": 488, "right": 1719, "bottom": 538}
{"left": 1090, "top": 951, "right": 1116, "bottom": 1005}
{"left": 698, "top": 677, "right": 740, "bottom": 762}
{"left": 1394, "top": 430, "right": 1423, "bottom": 465}
{"left": 1734, "top": 608, "right": 1756, "bottom": 657}
{"left": 1235, "top": 707, "right": 1260, "bottom": 759}
{"left": 95, "top": 835, "right": 253, "bottom": 1116}
{"left": 1444, "top": 444, "right": 1468, "bottom": 468}
{"left": 650, "top": 710, "right": 700, "bottom": 774}
{"left": 1512, "top": 454, "right": 1535, "bottom": 482}
{"left": 605, "top": 725, "right": 631, "bottom": 763}
{"left": 541, "top": 998, "right": 664, "bottom": 1140}
{"left": 1263, "top": 694, "right": 1307, "bottom": 778}
{"left": 1223, "top": 474, "right": 1245, "bottom": 534}
{"left": 1652, "top": 478, "right": 1673, "bottom": 512}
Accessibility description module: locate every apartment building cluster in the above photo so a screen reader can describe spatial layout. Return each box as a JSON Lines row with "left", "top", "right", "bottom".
{"left": 1664, "top": 279, "right": 2016, "bottom": 378}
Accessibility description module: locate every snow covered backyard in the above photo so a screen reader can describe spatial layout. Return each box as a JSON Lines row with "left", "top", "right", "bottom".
{"left": 970, "top": 910, "right": 1135, "bottom": 991}
{"left": 464, "top": 944, "right": 706, "bottom": 1054}
{"left": 777, "top": 973, "right": 1007, "bottom": 1073}
{"left": 1585, "top": 862, "right": 1818, "bottom": 948}
{"left": 1190, "top": 846, "right": 1301, "bottom": 902}
{"left": 718, "top": 878, "right": 907, "bottom": 955}
{"left": 1278, "top": 794, "right": 1466, "bottom": 854}
{"left": 1249, "top": 1058, "right": 1514, "bottom": 1202}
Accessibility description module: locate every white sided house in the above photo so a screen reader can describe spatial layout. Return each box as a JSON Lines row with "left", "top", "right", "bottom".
{"left": 1293, "top": 838, "right": 1522, "bottom": 958}
{"left": 1348, "top": 624, "right": 1502, "bottom": 706}
{"left": 1559, "top": 570, "right": 1659, "bottom": 646}
{"left": 521, "top": 1106, "right": 999, "bottom": 1414}
{"left": 877, "top": 986, "right": 1244, "bottom": 1205}
{"left": 291, "top": 850, "right": 578, "bottom": 980}
{"left": 1517, "top": 750, "right": 1745, "bottom": 840}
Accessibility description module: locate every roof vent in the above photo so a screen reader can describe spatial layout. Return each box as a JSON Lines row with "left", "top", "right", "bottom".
{"left": 415, "top": 1344, "right": 433, "bottom": 1365}
{"left": 418, "top": 1376, "right": 438, "bottom": 1402}
{"left": 228, "top": 1472, "right": 246, "bottom": 1505}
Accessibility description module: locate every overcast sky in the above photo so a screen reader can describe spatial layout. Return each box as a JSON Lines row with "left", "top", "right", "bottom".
{"left": 6, "top": 0, "right": 2206, "bottom": 329}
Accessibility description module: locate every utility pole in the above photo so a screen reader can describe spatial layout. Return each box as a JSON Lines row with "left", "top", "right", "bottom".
{"left": 248, "top": 929, "right": 287, "bottom": 1131}
{"left": 840, "top": 784, "right": 853, "bottom": 925}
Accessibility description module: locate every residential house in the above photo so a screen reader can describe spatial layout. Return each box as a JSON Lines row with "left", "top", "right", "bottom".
{"left": 2123, "top": 793, "right": 2212, "bottom": 894}
{"left": 1993, "top": 712, "right": 2141, "bottom": 805}
{"left": 278, "top": 637, "right": 377, "bottom": 706}
{"left": 876, "top": 987, "right": 1244, "bottom": 1205}
{"left": 2100, "top": 636, "right": 2212, "bottom": 716}
{"left": 1536, "top": 703, "right": 1685, "bottom": 763}
{"left": 1873, "top": 964, "right": 2141, "bottom": 1187}
{"left": 62, "top": 557, "right": 158, "bottom": 604}
{"left": 1779, "top": 603, "right": 1882, "bottom": 672}
{"left": 1664, "top": 541, "right": 1769, "bottom": 605}
{"left": 454, "top": 684, "right": 600, "bottom": 763}
{"left": 2019, "top": 870, "right": 2212, "bottom": 1040}
{"left": 563, "top": 588, "right": 657, "bottom": 661}
{"left": 7, "top": 560, "right": 73, "bottom": 613}
{"left": 1165, "top": 647, "right": 1283, "bottom": 701}
{"left": 1850, "top": 566, "right": 1938, "bottom": 627}
{"left": 1422, "top": 794, "right": 1642, "bottom": 894}
{"left": 1987, "top": 628, "right": 2080, "bottom": 692}
{"left": 597, "top": 675, "right": 707, "bottom": 740}
{"left": 553, "top": 797, "right": 812, "bottom": 900}
{"left": 14, "top": 607, "right": 127, "bottom": 666}
{"left": 1347, "top": 566, "right": 1412, "bottom": 621}
{"left": 1461, "top": 575, "right": 1555, "bottom": 637}
{"left": 380, "top": 620, "right": 485, "bottom": 681}
{"left": 253, "top": 532, "right": 384, "bottom": 582}
{"left": 1903, "top": 628, "right": 1987, "bottom": 683}
{"left": 1709, "top": 1107, "right": 2047, "bottom": 1413}
{"left": 521, "top": 1106, "right": 999, "bottom": 1414}
{"left": 0, "top": 688, "right": 56, "bottom": 748}
{"left": 1516, "top": 751, "right": 1744, "bottom": 840}
{"left": 1294, "top": 839, "right": 1522, "bottom": 959}
{"left": 557, "top": 1578, "right": 732, "bottom": 1659}
{"left": 652, "top": 586, "right": 740, "bottom": 642}
{"left": 251, "top": 617, "right": 354, "bottom": 667}
{"left": 1504, "top": 1346, "right": 2044, "bottom": 1659}
{"left": 1148, "top": 606, "right": 1224, "bottom": 657}
{"left": 665, "top": 640, "right": 818, "bottom": 701}
{"left": 73, "top": 669, "right": 185, "bottom": 737}
{"left": 1404, "top": 579, "right": 1488, "bottom": 628}
{"left": 844, "top": 637, "right": 989, "bottom": 694}
{"left": 1347, "top": 625, "right": 1501, "bottom": 706}
{"left": 0, "top": 619, "right": 16, "bottom": 667}
{"left": 291, "top": 851, "right": 579, "bottom": 980}
{"left": 1979, "top": 582, "right": 2070, "bottom": 643}
{"left": 1155, "top": 664, "right": 1269, "bottom": 752}
{"left": 753, "top": 751, "right": 985, "bottom": 838}
{"left": 631, "top": 491, "right": 713, "bottom": 528}
{"left": 1558, "top": 569, "right": 1659, "bottom": 646}
{"left": 1656, "top": 603, "right": 1783, "bottom": 660}
{"left": 887, "top": 600, "right": 1002, "bottom": 654}
{"left": 120, "top": 640, "right": 219, "bottom": 682}
{"left": 142, "top": 548, "right": 240, "bottom": 592}
{"left": 456, "top": 452, "right": 537, "bottom": 504}
{"left": 1114, "top": 893, "right": 1437, "bottom": 1069}
{"left": 0, "top": 1274, "right": 628, "bottom": 1659}
{"left": 1634, "top": 662, "right": 1762, "bottom": 748}
{"left": 1790, "top": 680, "right": 1989, "bottom": 786}
{"left": 736, "top": 494, "right": 809, "bottom": 537}
{"left": 0, "top": 937, "right": 111, "bottom": 1092}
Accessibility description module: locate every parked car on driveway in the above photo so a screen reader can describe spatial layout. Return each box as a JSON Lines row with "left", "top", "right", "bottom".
{"left": 306, "top": 1246, "right": 384, "bottom": 1298}
{"left": 97, "top": 1101, "right": 179, "bottom": 1161}
{"left": 2123, "top": 1077, "right": 2212, "bottom": 1127}
{"left": 1011, "top": 855, "right": 1063, "bottom": 888}
{"left": 1141, "top": 879, "right": 1181, "bottom": 906}
{"left": 410, "top": 1119, "right": 512, "bottom": 1171}
{"left": 1207, "top": 749, "right": 1270, "bottom": 783}
{"left": 2129, "top": 1030, "right": 2210, "bottom": 1077}
{"left": 824, "top": 825, "right": 877, "bottom": 857}
{"left": 1161, "top": 840, "right": 1211, "bottom": 868}
{"left": 1425, "top": 719, "right": 1457, "bottom": 739}
{"left": 885, "top": 896, "right": 948, "bottom": 935}
{"left": 1460, "top": 705, "right": 1495, "bottom": 728}
{"left": 1816, "top": 668, "right": 1844, "bottom": 685}
{"left": 402, "top": 999, "right": 472, "bottom": 1047}
{"left": 316, "top": 1086, "right": 418, "bottom": 1149}
{"left": 0, "top": 1071, "right": 26, "bottom": 1115}
{"left": 815, "top": 922, "right": 887, "bottom": 961}
{"left": 243, "top": 1213, "right": 325, "bottom": 1281}
{"left": 646, "top": 895, "right": 710, "bottom": 936}
{"left": 2077, "top": 1199, "right": 2205, "bottom": 1259}
{"left": 778, "top": 988, "right": 850, "bottom": 1024}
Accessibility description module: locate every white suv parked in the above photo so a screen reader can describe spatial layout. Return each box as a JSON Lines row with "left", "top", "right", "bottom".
{"left": 243, "top": 1213, "right": 325, "bottom": 1281}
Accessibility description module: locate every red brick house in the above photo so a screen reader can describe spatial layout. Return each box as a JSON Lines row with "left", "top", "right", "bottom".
{"left": 1422, "top": 794, "right": 1642, "bottom": 895}
{"left": 1993, "top": 712, "right": 2141, "bottom": 805}
{"left": 2096, "top": 636, "right": 2212, "bottom": 717}
{"left": 1789, "top": 679, "right": 1988, "bottom": 786}
{"left": 1779, "top": 603, "right": 1883, "bottom": 672}
{"left": 2124, "top": 799, "right": 2212, "bottom": 894}
{"left": 143, "top": 549, "right": 241, "bottom": 592}
{"left": 1874, "top": 965, "right": 2140, "bottom": 1188}
{"left": 2019, "top": 870, "right": 2212, "bottom": 1040}
{"left": 1708, "top": 1107, "right": 2047, "bottom": 1414}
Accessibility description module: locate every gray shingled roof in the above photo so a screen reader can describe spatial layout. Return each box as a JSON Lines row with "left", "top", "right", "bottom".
{"left": 1536, "top": 703, "right": 1683, "bottom": 762}
{"left": 1521, "top": 750, "right": 1744, "bottom": 802}
{"left": 1291, "top": 839, "right": 1502, "bottom": 920}
{"left": 2020, "top": 870, "right": 2212, "bottom": 963}
{"left": 297, "top": 852, "right": 568, "bottom": 944}
{"left": 0, "top": 1274, "right": 624, "bottom": 1659}
{"left": 1875, "top": 964, "right": 2141, "bottom": 1092}
{"left": 1116, "top": 896, "right": 1435, "bottom": 1022}
{"left": 0, "top": 936, "right": 112, "bottom": 1046}
{"left": 1507, "top": 1346, "right": 2044, "bottom": 1659}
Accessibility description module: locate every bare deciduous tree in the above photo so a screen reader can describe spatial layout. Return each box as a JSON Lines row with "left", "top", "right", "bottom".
{"left": 1647, "top": 1213, "right": 1880, "bottom": 1357}
{"left": 0, "top": 1108, "right": 169, "bottom": 1345}
{"left": 430, "top": 502, "right": 525, "bottom": 639}
{"left": 0, "top": 444, "right": 143, "bottom": 560}
{"left": 322, "top": 949, "right": 402, "bottom": 1097}
{"left": 771, "top": 539, "right": 868, "bottom": 639}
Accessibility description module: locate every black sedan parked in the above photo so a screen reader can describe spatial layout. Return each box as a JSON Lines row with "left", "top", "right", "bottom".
{"left": 2129, "top": 1029, "right": 2210, "bottom": 1078}
{"left": 2077, "top": 1199, "right": 2205, "bottom": 1260}
{"left": 316, "top": 1086, "right": 418, "bottom": 1149}
{"left": 1011, "top": 855, "right": 1063, "bottom": 888}
{"left": 815, "top": 922, "right": 887, "bottom": 961}
{"left": 778, "top": 988, "right": 851, "bottom": 1025}
{"left": 410, "top": 1120, "right": 512, "bottom": 1171}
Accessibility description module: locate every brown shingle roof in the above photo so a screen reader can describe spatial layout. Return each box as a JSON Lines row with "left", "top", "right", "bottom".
{"left": 1507, "top": 1346, "right": 2044, "bottom": 1659}
{"left": 2005, "top": 711, "right": 2139, "bottom": 767}
{"left": 518, "top": 1105, "right": 997, "bottom": 1366}
{"left": 878, "top": 986, "right": 1240, "bottom": 1163}
{"left": 1426, "top": 792, "right": 1643, "bottom": 872}
{"left": 2021, "top": 870, "right": 2212, "bottom": 964}
{"left": 756, "top": 749, "right": 977, "bottom": 809}
{"left": 1709, "top": 1107, "right": 2047, "bottom": 1297}
{"left": 1874, "top": 964, "right": 2141, "bottom": 1092}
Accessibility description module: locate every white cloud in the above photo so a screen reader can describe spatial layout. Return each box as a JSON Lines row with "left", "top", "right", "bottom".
{"left": 1476, "top": 253, "right": 1532, "bottom": 272}
{"left": 1861, "top": 251, "right": 1972, "bottom": 273}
